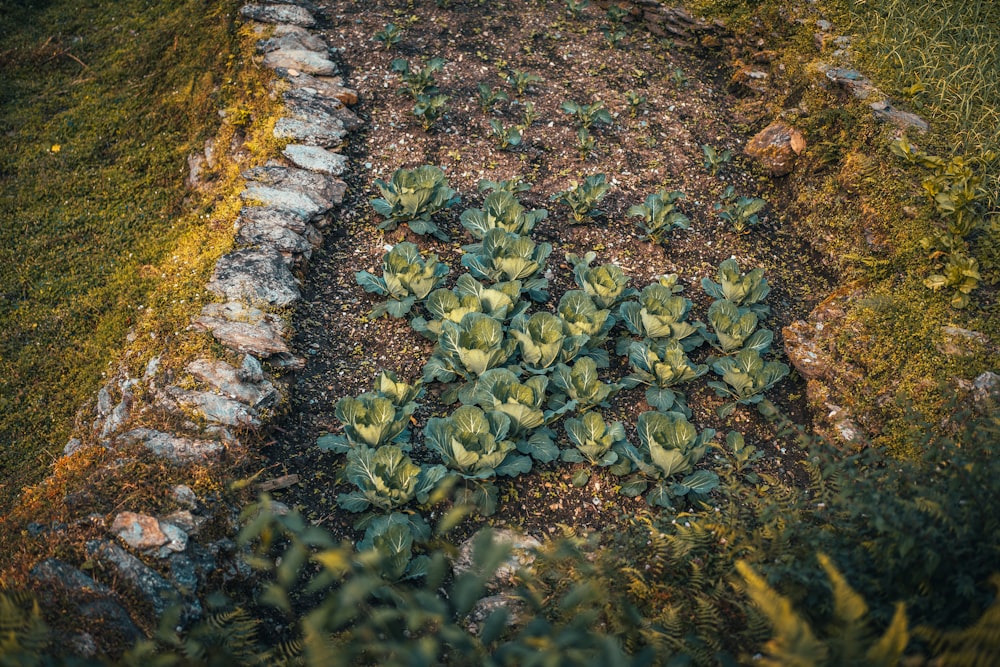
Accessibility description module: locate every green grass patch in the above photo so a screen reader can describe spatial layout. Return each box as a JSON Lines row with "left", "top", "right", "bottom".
{"left": 0, "top": 0, "right": 249, "bottom": 509}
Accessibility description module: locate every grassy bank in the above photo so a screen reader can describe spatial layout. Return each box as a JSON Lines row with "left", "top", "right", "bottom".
{"left": 0, "top": 0, "right": 268, "bottom": 509}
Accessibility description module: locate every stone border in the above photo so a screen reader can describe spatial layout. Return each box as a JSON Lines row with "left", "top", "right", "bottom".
{"left": 31, "top": 1, "right": 360, "bottom": 652}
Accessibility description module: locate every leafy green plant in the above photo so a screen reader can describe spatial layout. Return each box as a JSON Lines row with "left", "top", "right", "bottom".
{"left": 518, "top": 100, "right": 538, "bottom": 128}
{"left": 701, "top": 258, "right": 771, "bottom": 318}
{"left": 460, "top": 191, "right": 547, "bottom": 241}
{"left": 549, "top": 356, "right": 621, "bottom": 412}
{"left": 924, "top": 251, "right": 981, "bottom": 308}
{"left": 625, "top": 90, "right": 646, "bottom": 117}
{"left": 701, "top": 144, "right": 732, "bottom": 176}
{"left": 373, "top": 23, "right": 403, "bottom": 50}
{"left": 708, "top": 349, "right": 789, "bottom": 418}
{"left": 921, "top": 155, "right": 989, "bottom": 238}
{"left": 621, "top": 338, "right": 708, "bottom": 414}
{"left": 619, "top": 411, "right": 718, "bottom": 509}
{"left": 370, "top": 165, "right": 459, "bottom": 240}
{"left": 460, "top": 228, "right": 552, "bottom": 301}
{"left": 561, "top": 411, "right": 631, "bottom": 486}
{"left": 627, "top": 189, "right": 690, "bottom": 244}
{"left": 671, "top": 67, "right": 687, "bottom": 88}
{"left": 423, "top": 312, "right": 517, "bottom": 398}
{"left": 618, "top": 281, "right": 705, "bottom": 351}
{"left": 567, "top": 251, "right": 637, "bottom": 309}
{"left": 410, "top": 278, "right": 525, "bottom": 341}
{"left": 575, "top": 128, "right": 596, "bottom": 160}
{"left": 424, "top": 405, "right": 531, "bottom": 515}
{"left": 605, "top": 5, "right": 628, "bottom": 26}
{"left": 318, "top": 391, "right": 417, "bottom": 453}
{"left": 355, "top": 242, "right": 450, "bottom": 318}
{"left": 356, "top": 513, "right": 432, "bottom": 581}
{"left": 413, "top": 93, "right": 449, "bottom": 131}
{"left": 509, "top": 311, "right": 587, "bottom": 373}
{"left": 337, "top": 445, "right": 447, "bottom": 513}
{"left": 704, "top": 299, "right": 773, "bottom": 355}
{"left": 373, "top": 370, "right": 425, "bottom": 409}
{"left": 714, "top": 186, "right": 766, "bottom": 234}
{"left": 550, "top": 174, "right": 611, "bottom": 223}
{"left": 391, "top": 56, "right": 445, "bottom": 98}
{"left": 468, "top": 368, "right": 560, "bottom": 463}
{"left": 476, "top": 82, "right": 509, "bottom": 115}
{"left": 724, "top": 430, "right": 763, "bottom": 483}
{"left": 478, "top": 176, "right": 531, "bottom": 194}
{"left": 737, "top": 554, "right": 909, "bottom": 667}
{"left": 559, "top": 99, "right": 611, "bottom": 130}
{"left": 556, "top": 290, "right": 614, "bottom": 353}
{"left": 505, "top": 69, "right": 542, "bottom": 96}
{"left": 601, "top": 25, "right": 626, "bottom": 48}
{"left": 565, "top": 0, "right": 589, "bottom": 19}
{"left": 488, "top": 119, "right": 522, "bottom": 149}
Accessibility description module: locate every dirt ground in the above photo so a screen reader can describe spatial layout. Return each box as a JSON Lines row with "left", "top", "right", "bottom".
{"left": 262, "top": 0, "right": 838, "bottom": 543}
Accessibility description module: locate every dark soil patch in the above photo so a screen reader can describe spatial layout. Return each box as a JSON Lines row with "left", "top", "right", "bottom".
{"left": 263, "top": 0, "right": 839, "bottom": 545}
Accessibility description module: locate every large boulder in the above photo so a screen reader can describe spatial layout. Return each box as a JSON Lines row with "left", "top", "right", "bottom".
{"left": 745, "top": 121, "right": 806, "bottom": 176}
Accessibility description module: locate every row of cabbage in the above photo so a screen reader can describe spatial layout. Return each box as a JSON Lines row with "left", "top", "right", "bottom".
{"left": 315, "top": 166, "right": 789, "bottom": 579}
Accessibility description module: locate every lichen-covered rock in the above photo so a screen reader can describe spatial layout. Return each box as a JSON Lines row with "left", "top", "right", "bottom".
{"left": 241, "top": 165, "right": 346, "bottom": 219}
{"left": 186, "top": 358, "right": 279, "bottom": 408}
{"left": 937, "top": 325, "right": 991, "bottom": 357}
{"left": 236, "top": 218, "right": 318, "bottom": 263}
{"left": 264, "top": 48, "right": 337, "bottom": 76}
{"left": 117, "top": 428, "right": 224, "bottom": 464}
{"left": 284, "top": 88, "right": 363, "bottom": 132}
{"left": 206, "top": 248, "right": 301, "bottom": 307}
{"left": 282, "top": 144, "right": 349, "bottom": 175}
{"left": 111, "top": 512, "right": 170, "bottom": 550}
{"left": 258, "top": 23, "right": 329, "bottom": 54}
{"left": 869, "top": 100, "right": 929, "bottom": 132}
{"left": 239, "top": 3, "right": 315, "bottom": 27}
{"left": 277, "top": 70, "right": 358, "bottom": 105}
{"left": 166, "top": 387, "right": 262, "bottom": 428}
{"left": 745, "top": 121, "right": 805, "bottom": 176}
{"left": 453, "top": 529, "right": 542, "bottom": 590}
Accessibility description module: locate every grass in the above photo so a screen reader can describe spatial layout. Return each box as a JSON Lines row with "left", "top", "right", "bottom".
{"left": 0, "top": 0, "right": 282, "bottom": 511}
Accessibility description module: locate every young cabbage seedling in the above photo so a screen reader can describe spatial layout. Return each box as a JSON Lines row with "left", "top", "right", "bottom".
{"left": 489, "top": 119, "right": 522, "bottom": 150}
{"left": 373, "top": 23, "right": 402, "bottom": 50}
{"left": 551, "top": 174, "right": 611, "bottom": 224}
{"left": 702, "top": 144, "right": 732, "bottom": 175}
{"left": 505, "top": 69, "right": 542, "bottom": 96}
{"left": 476, "top": 82, "right": 510, "bottom": 115}
{"left": 560, "top": 99, "right": 612, "bottom": 130}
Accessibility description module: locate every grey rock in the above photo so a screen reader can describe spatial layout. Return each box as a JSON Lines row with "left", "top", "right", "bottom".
{"left": 239, "top": 3, "right": 315, "bottom": 27}
{"left": 162, "top": 510, "right": 206, "bottom": 535}
{"left": 144, "top": 355, "right": 161, "bottom": 381}
{"left": 283, "top": 144, "right": 349, "bottom": 175}
{"left": 239, "top": 354, "right": 265, "bottom": 383}
{"left": 196, "top": 300, "right": 270, "bottom": 324}
{"left": 118, "top": 428, "right": 224, "bottom": 464}
{"left": 242, "top": 165, "right": 346, "bottom": 219}
{"left": 169, "top": 555, "right": 199, "bottom": 595}
{"left": 237, "top": 205, "right": 311, "bottom": 235}
{"left": 284, "top": 87, "right": 363, "bottom": 132}
{"left": 68, "top": 633, "right": 98, "bottom": 658}
{"left": 78, "top": 599, "right": 143, "bottom": 644}
{"left": 172, "top": 484, "right": 198, "bottom": 509}
{"left": 30, "top": 558, "right": 112, "bottom": 596}
{"left": 156, "top": 521, "right": 189, "bottom": 558}
{"left": 972, "top": 371, "right": 1000, "bottom": 413}
{"left": 206, "top": 248, "right": 301, "bottom": 307}
{"left": 276, "top": 70, "right": 358, "bottom": 105}
{"left": 111, "top": 511, "right": 169, "bottom": 550}
{"left": 100, "top": 386, "right": 134, "bottom": 439}
{"left": 870, "top": 100, "right": 929, "bottom": 132}
{"left": 186, "top": 358, "right": 279, "bottom": 408}
{"left": 86, "top": 539, "right": 201, "bottom": 622}
{"left": 453, "top": 529, "right": 541, "bottom": 590}
{"left": 166, "top": 387, "right": 262, "bottom": 428}
{"left": 264, "top": 48, "right": 337, "bottom": 76}
{"left": 195, "top": 317, "right": 291, "bottom": 358}
{"left": 937, "top": 325, "right": 990, "bottom": 357}
{"left": 273, "top": 116, "right": 348, "bottom": 148}
{"left": 64, "top": 438, "right": 84, "bottom": 456}
{"left": 816, "top": 19, "right": 832, "bottom": 31}
{"left": 258, "top": 23, "right": 329, "bottom": 54}
{"left": 465, "top": 593, "right": 524, "bottom": 635}
{"left": 824, "top": 66, "right": 877, "bottom": 99}
{"left": 97, "top": 385, "right": 114, "bottom": 416}
{"left": 237, "top": 216, "right": 318, "bottom": 261}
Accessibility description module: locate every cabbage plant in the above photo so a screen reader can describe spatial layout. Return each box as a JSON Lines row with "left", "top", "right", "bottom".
{"left": 410, "top": 275, "right": 527, "bottom": 341}
{"left": 337, "top": 445, "right": 447, "bottom": 513}
{"left": 627, "top": 189, "right": 690, "bottom": 244}
{"left": 509, "top": 312, "right": 587, "bottom": 373}
{"left": 704, "top": 299, "right": 772, "bottom": 355}
{"left": 700, "top": 258, "right": 770, "bottom": 317}
{"left": 424, "top": 406, "right": 532, "bottom": 515}
{"left": 549, "top": 357, "right": 621, "bottom": 412}
{"left": 568, "top": 251, "right": 637, "bottom": 309}
{"left": 461, "top": 228, "right": 551, "bottom": 301}
{"left": 708, "top": 349, "right": 790, "bottom": 418}
{"left": 619, "top": 411, "right": 718, "bottom": 509}
{"left": 618, "top": 282, "right": 705, "bottom": 351}
{"left": 423, "top": 312, "right": 517, "bottom": 402}
{"left": 468, "top": 368, "right": 560, "bottom": 463}
{"left": 355, "top": 242, "right": 449, "bottom": 318}
{"left": 550, "top": 174, "right": 611, "bottom": 224}
{"left": 561, "top": 411, "right": 631, "bottom": 486}
{"left": 317, "top": 392, "right": 417, "bottom": 454}
{"left": 355, "top": 513, "right": 431, "bottom": 581}
{"left": 557, "top": 290, "right": 613, "bottom": 351}
{"left": 460, "top": 191, "right": 547, "bottom": 241}
{"left": 370, "top": 165, "right": 459, "bottom": 240}
{"left": 621, "top": 338, "right": 708, "bottom": 414}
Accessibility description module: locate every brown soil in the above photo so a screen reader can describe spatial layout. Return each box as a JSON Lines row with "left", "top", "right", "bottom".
{"left": 262, "top": 0, "right": 839, "bottom": 544}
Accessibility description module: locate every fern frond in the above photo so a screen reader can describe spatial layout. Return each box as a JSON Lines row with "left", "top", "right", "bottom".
{"left": 919, "top": 574, "right": 1000, "bottom": 667}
